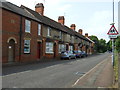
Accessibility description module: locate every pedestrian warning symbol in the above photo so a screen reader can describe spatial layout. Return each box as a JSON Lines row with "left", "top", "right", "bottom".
{"left": 107, "top": 25, "right": 119, "bottom": 35}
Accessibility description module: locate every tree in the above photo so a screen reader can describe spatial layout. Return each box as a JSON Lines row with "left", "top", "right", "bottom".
{"left": 107, "top": 40, "right": 112, "bottom": 52}
{"left": 89, "top": 35, "right": 108, "bottom": 53}
{"left": 89, "top": 35, "right": 99, "bottom": 53}
{"left": 98, "top": 39, "right": 107, "bottom": 53}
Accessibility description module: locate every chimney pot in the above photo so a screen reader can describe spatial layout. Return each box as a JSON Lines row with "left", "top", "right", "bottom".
{"left": 58, "top": 16, "right": 65, "bottom": 25}
{"left": 78, "top": 29, "right": 83, "bottom": 35}
{"left": 35, "top": 3, "right": 44, "bottom": 16}
{"left": 85, "top": 33, "right": 88, "bottom": 37}
{"left": 70, "top": 24, "right": 76, "bottom": 30}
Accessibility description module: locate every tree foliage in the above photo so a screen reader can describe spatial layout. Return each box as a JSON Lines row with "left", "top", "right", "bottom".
{"left": 89, "top": 35, "right": 99, "bottom": 52}
{"left": 107, "top": 40, "right": 112, "bottom": 52}
{"left": 115, "top": 36, "right": 120, "bottom": 52}
{"left": 98, "top": 39, "right": 107, "bottom": 53}
{"left": 89, "top": 35, "right": 120, "bottom": 53}
{"left": 89, "top": 35, "right": 107, "bottom": 53}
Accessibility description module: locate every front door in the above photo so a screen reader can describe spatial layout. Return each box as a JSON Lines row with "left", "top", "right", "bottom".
{"left": 37, "top": 42, "right": 41, "bottom": 59}
{"left": 54, "top": 43, "right": 56, "bottom": 58}
{"left": 8, "top": 39, "right": 15, "bottom": 63}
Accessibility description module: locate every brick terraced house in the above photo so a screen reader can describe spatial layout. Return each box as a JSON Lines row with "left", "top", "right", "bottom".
{"left": 1, "top": 1, "right": 94, "bottom": 64}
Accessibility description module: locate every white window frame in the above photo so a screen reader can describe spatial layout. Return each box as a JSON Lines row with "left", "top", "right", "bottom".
{"left": 69, "top": 45, "right": 73, "bottom": 51}
{"left": 59, "top": 44, "right": 66, "bottom": 53}
{"left": 25, "top": 19, "right": 31, "bottom": 33}
{"left": 38, "top": 24, "right": 41, "bottom": 35}
{"left": 47, "top": 27, "right": 51, "bottom": 37}
{"left": 46, "top": 42, "right": 53, "bottom": 53}
{"left": 59, "top": 31, "right": 62, "bottom": 39}
{"left": 24, "top": 40, "right": 30, "bottom": 53}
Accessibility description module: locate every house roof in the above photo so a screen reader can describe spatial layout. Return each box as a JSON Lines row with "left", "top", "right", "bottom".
{"left": 21, "top": 5, "right": 72, "bottom": 34}
{"left": 1, "top": 1, "right": 92, "bottom": 42}
{"left": 86, "top": 37, "right": 95, "bottom": 43}
{"left": 21, "top": 5, "right": 89, "bottom": 41}
{"left": 0, "top": 1, "right": 39, "bottom": 22}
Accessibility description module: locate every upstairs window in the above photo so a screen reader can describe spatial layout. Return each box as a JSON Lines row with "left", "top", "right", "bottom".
{"left": 47, "top": 27, "right": 51, "bottom": 37}
{"left": 38, "top": 24, "right": 41, "bottom": 35}
{"left": 59, "top": 31, "right": 62, "bottom": 39}
{"left": 25, "top": 19, "right": 31, "bottom": 33}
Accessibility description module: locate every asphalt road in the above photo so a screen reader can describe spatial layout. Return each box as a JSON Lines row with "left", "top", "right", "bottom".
{"left": 2, "top": 53, "right": 111, "bottom": 88}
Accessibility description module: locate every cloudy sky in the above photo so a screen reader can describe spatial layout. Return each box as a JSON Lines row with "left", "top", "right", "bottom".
{"left": 5, "top": 0, "right": 119, "bottom": 42}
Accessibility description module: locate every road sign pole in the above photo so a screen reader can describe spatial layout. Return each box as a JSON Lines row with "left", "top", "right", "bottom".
{"left": 113, "top": 0, "right": 114, "bottom": 23}
{"left": 108, "top": 0, "right": 119, "bottom": 66}
{"left": 112, "top": 0, "right": 114, "bottom": 67}
{"left": 112, "top": 38, "right": 114, "bottom": 66}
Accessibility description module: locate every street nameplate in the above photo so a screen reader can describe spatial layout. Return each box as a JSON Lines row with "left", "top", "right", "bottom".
{"left": 108, "top": 35, "right": 118, "bottom": 38}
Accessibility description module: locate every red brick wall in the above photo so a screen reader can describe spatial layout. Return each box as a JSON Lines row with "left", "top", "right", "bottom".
{"left": 20, "top": 18, "right": 41, "bottom": 62}
{"left": 74, "top": 44, "right": 78, "bottom": 50}
{"left": 2, "top": 9, "right": 20, "bottom": 63}
{"left": 2, "top": 9, "right": 44, "bottom": 63}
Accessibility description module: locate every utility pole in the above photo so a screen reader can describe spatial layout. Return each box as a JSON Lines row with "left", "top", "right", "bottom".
{"left": 108, "top": 0, "right": 119, "bottom": 66}
{"left": 112, "top": 0, "right": 115, "bottom": 66}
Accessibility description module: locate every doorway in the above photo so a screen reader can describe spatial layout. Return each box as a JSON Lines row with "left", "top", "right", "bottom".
{"left": 8, "top": 39, "right": 15, "bottom": 63}
{"left": 37, "top": 42, "right": 41, "bottom": 59}
{"left": 54, "top": 42, "right": 56, "bottom": 58}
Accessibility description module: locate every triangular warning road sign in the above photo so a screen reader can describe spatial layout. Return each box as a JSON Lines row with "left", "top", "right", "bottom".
{"left": 107, "top": 25, "right": 119, "bottom": 35}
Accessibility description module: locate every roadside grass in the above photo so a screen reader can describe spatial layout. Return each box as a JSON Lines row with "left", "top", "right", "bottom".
{"left": 112, "top": 50, "right": 119, "bottom": 88}
{"left": 114, "top": 50, "right": 118, "bottom": 82}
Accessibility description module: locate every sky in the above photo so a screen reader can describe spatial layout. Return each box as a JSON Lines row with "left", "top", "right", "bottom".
{"left": 4, "top": 0, "right": 120, "bottom": 42}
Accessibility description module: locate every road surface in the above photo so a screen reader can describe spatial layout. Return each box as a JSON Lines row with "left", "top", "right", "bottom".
{"left": 2, "top": 53, "right": 110, "bottom": 88}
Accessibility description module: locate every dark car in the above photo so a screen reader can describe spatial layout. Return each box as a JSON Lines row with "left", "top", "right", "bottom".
{"left": 81, "top": 51, "right": 88, "bottom": 57}
{"left": 73, "top": 50, "right": 82, "bottom": 58}
{"left": 60, "top": 51, "right": 76, "bottom": 60}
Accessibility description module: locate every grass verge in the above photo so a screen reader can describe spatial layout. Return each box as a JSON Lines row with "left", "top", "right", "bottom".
{"left": 112, "top": 50, "right": 119, "bottom": 88}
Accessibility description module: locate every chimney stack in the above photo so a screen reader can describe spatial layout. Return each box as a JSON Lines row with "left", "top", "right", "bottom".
{"left": 70, "top": 24, "right": 76, "bottom": 30}
{"left": 58, "top": 16, "right": 65, "bottom": 25}
{"left": 78, "top": 29, "right": 83, "bottom": 35}
{"left": 85, "top": 33, "right": 88, "bottom": 37}
{"left": 35, "top": 3, "right": 44, "bottom": 16}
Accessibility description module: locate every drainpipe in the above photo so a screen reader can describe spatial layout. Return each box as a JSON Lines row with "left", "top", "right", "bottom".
{"left": 19, "top": 16, "right": 22, "bottom": 62}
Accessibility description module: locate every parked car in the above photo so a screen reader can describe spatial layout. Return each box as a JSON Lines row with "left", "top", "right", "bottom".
{"left": 73, "top": 50, "right": 82, "bottom": 58}
{"left": 60, "top": 51, "right": 76, "bottom": 60}
{"left": 81, "top": 51, "right": 88, "bottom": 57}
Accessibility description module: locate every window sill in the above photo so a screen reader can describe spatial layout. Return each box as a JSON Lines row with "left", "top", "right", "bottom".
{"left": 24, "top": 53, "right": 31, "bottom": 54}
{"left": 25, "top": 32, "right": 31, "bottom": 34}
{"left": 46, "top": 52, "right": 54, "bottom": 54}
{"left": 47, "top": 36, "right": 52, "bottom": 38}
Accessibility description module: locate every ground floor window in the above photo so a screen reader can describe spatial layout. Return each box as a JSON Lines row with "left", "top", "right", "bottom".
{"left": 24, "top": 40, "right": 30, "bottom": 53}
{"left": 59, "top": 44, "right": 66, "bottom": 53}
{"left": 69, "top": 45, "right": 73, "bottom": 51}
{"left": 46, "top": 42, "right": 53, "bottom": 53}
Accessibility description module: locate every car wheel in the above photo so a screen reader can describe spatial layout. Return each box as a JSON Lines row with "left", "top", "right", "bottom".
{"left": 74, "top": 56, "right": 76, "bottom": 59}
{"left": 68, "top": 57, "right": 71, "bottom": 60}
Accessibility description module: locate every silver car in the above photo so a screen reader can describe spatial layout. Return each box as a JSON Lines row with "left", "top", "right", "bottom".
{"left": 60, "top": 51, "right": 76, "bottom": 60}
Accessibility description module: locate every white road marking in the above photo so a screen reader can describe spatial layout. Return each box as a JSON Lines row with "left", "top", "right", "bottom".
{"left": 76, "top": 72, "right": 78, "bottom": 75}
{"left": 72, "top": 58, "right": 108, "bottom": 87}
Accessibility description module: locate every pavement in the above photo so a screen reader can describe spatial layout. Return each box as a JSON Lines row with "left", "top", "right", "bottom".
{"left": 72, "top": 54, "right": 114, "bottom": 88}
